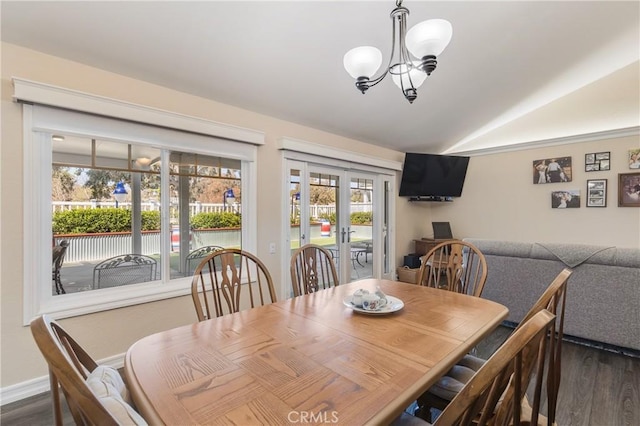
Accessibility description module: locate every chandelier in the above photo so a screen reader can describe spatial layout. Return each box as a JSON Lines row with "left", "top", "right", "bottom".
{"left": 343, "top": 0, "right": 452, "bottom": 104}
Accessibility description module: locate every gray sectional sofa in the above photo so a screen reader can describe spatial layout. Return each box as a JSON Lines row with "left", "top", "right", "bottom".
{"left": 464, "top": 238, "right": 640, "bottom": 353}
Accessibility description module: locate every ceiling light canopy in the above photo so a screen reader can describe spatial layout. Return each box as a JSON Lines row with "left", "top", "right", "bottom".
{"left": 343, "top": 0, "right": 452, "bottom": 104}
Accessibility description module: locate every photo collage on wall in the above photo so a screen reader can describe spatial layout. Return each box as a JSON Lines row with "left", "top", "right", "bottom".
{"left": 585, "top": 152, "right": 610, "bottom": 172}
{"left": 534, "top": 149, "right": 640, "bottom": 208}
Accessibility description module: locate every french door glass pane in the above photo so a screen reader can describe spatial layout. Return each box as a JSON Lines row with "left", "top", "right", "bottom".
{"left": 350, "top": 177, "right": 374, "bottom": 280}
{"left": 289, "top": 168, "right": 302, "bottom": 249}
{"left": 309, "top": 171, "right": 341, "bottom": 278}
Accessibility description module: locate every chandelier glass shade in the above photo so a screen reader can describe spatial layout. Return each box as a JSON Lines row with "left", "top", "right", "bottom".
{"left": 391, "top": 62, "right": 427, "bottom": 90}
{"left": 343, "top": 0, "right": 452, "bottom": 103}
{"left": 343, "top": 46, "right": 383, "bottom": 80}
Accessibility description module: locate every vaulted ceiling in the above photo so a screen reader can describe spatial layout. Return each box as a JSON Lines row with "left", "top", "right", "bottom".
{"left": 2, "top": 1, "right": 639, "bottom": 154}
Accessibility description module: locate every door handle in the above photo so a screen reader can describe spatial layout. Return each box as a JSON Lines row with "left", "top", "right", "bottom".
{"left": 347, "top": 227, "right": 355, "bottom": 243}
{"left": 341, "top": 228, "right": 346, "bottom": 243}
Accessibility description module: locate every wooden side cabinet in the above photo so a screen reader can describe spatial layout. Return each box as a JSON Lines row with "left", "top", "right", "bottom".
{"left": 414, "top": 238, "right": 458, "bottom": 255}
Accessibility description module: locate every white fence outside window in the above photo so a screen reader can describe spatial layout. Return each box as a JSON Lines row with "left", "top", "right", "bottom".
{"left": 52, "top": 202, "right": 373, "bottom": 217}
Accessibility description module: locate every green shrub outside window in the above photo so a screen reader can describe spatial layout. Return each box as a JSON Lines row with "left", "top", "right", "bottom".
{"left": 52, "top": 209, "right": 241, "bottom": 234}
{"left": 316, "top": 211, "right": 372, "bottom": 225}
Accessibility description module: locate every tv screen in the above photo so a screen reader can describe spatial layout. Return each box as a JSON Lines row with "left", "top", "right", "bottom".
{"left": 399, "top": 153, "right": 470, "bottom": 198}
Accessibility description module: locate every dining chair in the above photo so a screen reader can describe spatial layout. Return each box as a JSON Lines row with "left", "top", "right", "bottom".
{"left": 52, "top": 240, "right": 69, "bottom": 295}
{"left": 30, "top": 315, "right": 147, "bottom": 426}
{"left": 290, "top": 244, "right": 339, "bottom": 297}
{"left": 416, "top": 240, "right": 488, "bottom": 297}
{"left": 394, "top": 309, "right": 556, "bottom": 426}
{"left": 191, "top": 248, "right": 277, "bottom": 321}
{"left": 416, "top": 268, "right": 572, "bottom": 425}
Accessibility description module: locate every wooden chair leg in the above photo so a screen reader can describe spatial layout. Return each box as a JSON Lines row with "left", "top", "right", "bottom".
{"left": 49, "top": 370, "right": 63, "bottom": 426}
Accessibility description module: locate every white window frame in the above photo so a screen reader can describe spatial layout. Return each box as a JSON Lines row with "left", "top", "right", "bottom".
{"left": 17, "top": 79, "right": 263, "bottom": 324}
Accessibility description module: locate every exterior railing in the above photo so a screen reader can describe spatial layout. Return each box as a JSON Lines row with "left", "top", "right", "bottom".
{"left": 52, "top": 201, "right": 237, "bottom": 215}
{"left": 289, "top": 224, "right": 372, "bottom": 242}
{"left": 55, "top": 224, "right": 372, "bottom": 264}
{"left": 54, "top": 228, "right": 241, "bottom": 263}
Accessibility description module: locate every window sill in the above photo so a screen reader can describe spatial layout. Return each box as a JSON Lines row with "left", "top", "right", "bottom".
{"left": 31, "top": 277, "right": 192, "bottom": 324}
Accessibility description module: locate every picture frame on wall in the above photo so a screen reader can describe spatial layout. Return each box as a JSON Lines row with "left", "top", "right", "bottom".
{"left": 551, "top": 190, "right": 580, "bottom": 208}
{"left": 586, "top": 179, "right": 607, "bottom": 207}
{"left": 629, "top": 149, "right": 640, "bottom": 169}
{"left": 618, "top": 172, "right": 640, "bottom": 207}
{"left": 585, "top": 153, "right": 595, "bottom": 164}
{"left": 585, "top": 151, "right": 610, "bottom": 172}
{"left": 533, "top": 156, "right": 572, "bottom": 184}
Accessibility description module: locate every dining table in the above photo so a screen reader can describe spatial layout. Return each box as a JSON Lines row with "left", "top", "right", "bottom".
{"left": 125, "top": 279, "right": 508, "bottom": 425}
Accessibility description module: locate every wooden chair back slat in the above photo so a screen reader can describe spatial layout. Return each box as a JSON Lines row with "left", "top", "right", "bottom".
{"left": 417, "top": 240, "right": 488, "bottom": 298}
{"left": 416, "top": 268, "right": 572, "bottom": 425}
{"left": 190, "top": 248, "right": 276, "bottom": 320}
{"left": 290, "top": 244, "right": 339, "bottom": 297}
{"left": 434, "top": 310, "right": 556, "bottom": 426}
{"left": 516, "top": 267, "right": 571, "bottom": 426}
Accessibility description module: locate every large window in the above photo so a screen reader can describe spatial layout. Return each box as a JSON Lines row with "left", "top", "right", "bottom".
{"left": 51, "top": 137, "right": 243, "bottom": 295}
{"left": 22, "top": 99, "right": 259, "bottom": 323}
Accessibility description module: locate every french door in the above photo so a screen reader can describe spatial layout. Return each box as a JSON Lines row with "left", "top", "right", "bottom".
{"left": 287, "top": 160, "right": 394, "bottom": 290}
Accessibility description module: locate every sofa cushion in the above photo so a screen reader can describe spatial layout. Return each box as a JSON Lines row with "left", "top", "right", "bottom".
{"left": 534, "top": 243, "right": 615, "bottom": 268}
{"left": 456, "top": 354, "right": 486, "bottom": 372}
{"left": 428, "top": 365, "right": 476, "bottom": 401}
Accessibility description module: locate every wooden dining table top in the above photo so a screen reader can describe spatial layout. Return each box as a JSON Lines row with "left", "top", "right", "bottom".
{"left": 125, "top": 279, "right": 508, "bottom": 425}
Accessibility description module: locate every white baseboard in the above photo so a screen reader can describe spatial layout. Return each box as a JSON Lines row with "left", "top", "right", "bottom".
{"left": 0, "top": 353, "right": 124, "bottom": 406}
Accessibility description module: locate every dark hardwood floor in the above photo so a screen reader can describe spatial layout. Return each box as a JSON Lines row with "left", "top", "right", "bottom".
{"left": 475, "top": 326, "right": 640, "bottom": 426}
{"left": 0, "top": 391, "right": 70, "bottom": 426}
{"left": 1, "top": 326, "right": 638, "bottom": 425}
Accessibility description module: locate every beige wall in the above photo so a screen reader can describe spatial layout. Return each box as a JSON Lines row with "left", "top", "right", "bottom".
{"left": 0, "top": 43, "right": 405, "bottom": 389}
{"left": 2, "top": 41, "right": 638, "bottom": 394}
{"left": 427, "top": 137, "right": 640, "bottom": 248}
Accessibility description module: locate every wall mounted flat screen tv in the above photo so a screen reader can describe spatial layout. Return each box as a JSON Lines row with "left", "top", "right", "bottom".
{"left": 399, "top": 153, "right": 470, "bottom": 200}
